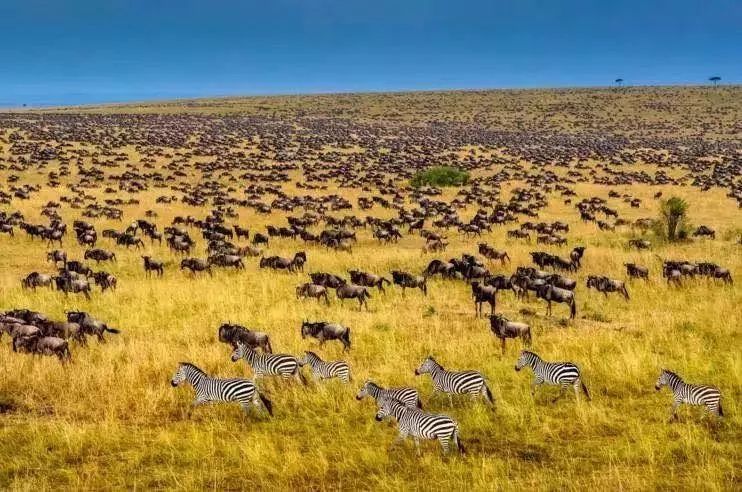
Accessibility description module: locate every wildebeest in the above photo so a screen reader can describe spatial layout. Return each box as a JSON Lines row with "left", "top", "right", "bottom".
{"left": 478, "top": 243, "right": 510, "bottom": 265}
{"left": 335, "top": 284, "right": 372, "bottom": 310}
{"left": 180, "top": 258, "right": 212, "bottom": 276}
{"left": 586, "top": 276, "right": 630, "bottom": 300}
{"left": 536, "top": 284, "right": 576, "bottom": 319}
{"left": 252, "top": 232, "right": 269, "bottom": 246}
{"left": 218, "top": 323, "right": 273, "bottom": 353}
{"left": 234, "top": 225, "right": 250, "bottom": 239}
{"left": 54, "top": 275, "right": 92, "bottom": 299}
{"left": 625, "top": 263, "right": 649, "bottom": 280}
{"left": 21, "top": 272, "right": 54, "bottom": 290}
{"left": 296, "top": 283, "right": 330, "bottom": 305}
{"left": 471, "top": 281, "right": 496, "bottom": 317}
{"left": 142, "top": 255, "right": 164, "bottom": 276}
{"left": 300, "top": 320, "right": 351, "bottom": 351}
{"left": 47, "top": 249, "right": 67, "bottom": 266}
{"left": 66, "top": 311, "right": 120, "bottom": 342}
{"left": 84, "top": 248, "right": 116, "bottom": 263}
{"left": 260, "top": 252, "right": 305, "bottom": 273}
{"left": 13, "top": 335, "right": 71, "bottom": 361}
{"left": 570, "top": 246, "right": 586, "bottom": 268}
{"left": 692, "top": 225, "right": 716, "bottom": 239}
{"left": 391, "top": 270, "right": 427, "bottom": 296}
{"left": 488, "top": 314, "right": 532, "bottom": 354}
{"left": 208, "top": 254, "right": 245, "bottom": 269}
{"left": 309, "top": 272, "right": 346, "bottom": 289}
{"left": 92, "top": 271, "right": 117, "bottom": 291}
{"left": 348, "top": 270, "right": 390, "bottom": 293}
{"left": 628, "top": 239, "right": 651, "bottom": 250}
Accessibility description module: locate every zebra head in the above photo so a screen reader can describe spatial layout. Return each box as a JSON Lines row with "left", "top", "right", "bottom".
{"left": 230, "top": 341, "right": 249, "bottom": 362}
{"left": 515, "top": 350, "right": 535, "bottom": 372}
{"left": 655, "top": 369, "right": 677, "bottom": 391}
{"left": 355, "top": 380, "right": 376, "bottom": 401}
{"left": 415, "top": 356, "right": 438, "bottom": 376}
{"left": 171, "top": 363, "right": 189, "bottom": 387}
{"left": 374, "top": 396, "right": 394, "bottom": 422}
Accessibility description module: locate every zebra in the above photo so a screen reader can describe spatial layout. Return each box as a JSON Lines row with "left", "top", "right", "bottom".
{"left": 298, "top": 351, "right": 351, "bottom": 383}
{"left": 415, "top": 356, "right": 494, "bottom": 407}
{"left": 231, "top": 341, "right": 307, "bottom": 384}
{"left": 374, "top": 396, "right": 465, "bottom": 455}
{"left": 355, "top": 380, "right": 423, "bottom": 409}
{"left": 170, "top": 362, "right": 273, "bottom": 416}
{"left": 655, "top": 369, "right": 723, "bottom": 421}
{"left": 514, "top": 350, "right": 591, "bottom": 403}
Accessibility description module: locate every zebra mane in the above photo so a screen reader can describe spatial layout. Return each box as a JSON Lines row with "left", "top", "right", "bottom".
{"left": 662, "top": 369, "right": 682, "bottom": 381}
{"left": 521, "top": 350, "right": 538, "bottom": 358}
{"left": 179, "top": 362, "right": 206, "bottom": 374}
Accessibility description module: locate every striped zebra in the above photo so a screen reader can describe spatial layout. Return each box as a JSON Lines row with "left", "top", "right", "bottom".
{"left": 231, "top": 341, "right": 307, "bottom": 384}
{"left": 655, "top": 369, "right": 723, "bottom": 420}
{"left": 515, "top": 350, "right": 591, "bottom": 403}
{"left": 355, "top": 380, "right": 422, "bottom": 409}
{"left": 415, "top": 356, "right": 494, "bottom": 406}
{"left": 170, "top": 362, "right": 273, "bottom": 416}
{"left": 374, "top": 396, "right": 465, "bottom": 455}
{"left": 298, "top": 351, "right": 351, "bottom": 383}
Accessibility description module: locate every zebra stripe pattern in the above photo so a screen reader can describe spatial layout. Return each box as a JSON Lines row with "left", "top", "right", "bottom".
{"left": 515, "top": 350, "right": 591, "bottom": 402}
{"left": 299, "top": 351, "right": 351, "bottom": 383}
{"left": 415, "top": 356, "right": 494, "bottom": 406}
{"left": 170, "top": 362, "right": 272, "bottom": 416}
{"left": 231, "top": 341, "right": 306, "bottom": 384}
{"left": 374, "top": 396, "right": 465, "bottom": 455}
{"left": 655, "top": 369, "right": 723, "bottom": 420}
{"left": 355, "top": 380, "right": 422, "bottom": 409}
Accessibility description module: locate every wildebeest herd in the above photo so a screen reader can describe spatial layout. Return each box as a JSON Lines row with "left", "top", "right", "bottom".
{"left": 0, "top": 87, "right": 738, "bottom": 477}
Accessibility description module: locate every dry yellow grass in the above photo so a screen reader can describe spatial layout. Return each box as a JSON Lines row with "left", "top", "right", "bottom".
{"left": 0, "top": 88, "right": 740, "bottom": 490}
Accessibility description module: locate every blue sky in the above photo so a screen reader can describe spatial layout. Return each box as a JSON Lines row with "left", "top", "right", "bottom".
{"left": 1, "top": 0, "right": 740, "bottom": 106}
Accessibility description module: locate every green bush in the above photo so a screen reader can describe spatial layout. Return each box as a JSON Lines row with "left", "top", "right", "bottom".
{"left": 410, "top": 166, "right": 469, "bottom": 188}
{"left": 654, "top": 196, "right": 692, "bottom": 242}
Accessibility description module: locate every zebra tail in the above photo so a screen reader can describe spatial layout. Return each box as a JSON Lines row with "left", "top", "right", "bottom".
{"left": 718, "top": 401, "right": 724, "bottom": 417}
{"left": 484, "top": 383, "right": 495, "bottom": 407}
{"left": 259, "top": 393, "right": 273, "bottom": 416}
{"left": 298, "top": 369, "right": 308, "bottom": 385}
{"left": 570, "top": 299, "right": 577, "bottom": 319}
{"left": 581, "top": 381, "right": 592, "bottom": 401}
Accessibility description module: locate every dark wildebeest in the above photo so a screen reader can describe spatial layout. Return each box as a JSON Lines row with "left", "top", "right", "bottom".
{"left": 47, "top": 249, "right": 67, "bottom": 266}
{"left": 66, "top": 311, "right": 120, "bottom": 343}
{"left": 423, "top": 259, "right": 456, "bottom": 279}
{"left": 237, "top": 245, "right": 262, "bottom": 257}
{"left": 296, "top": 283, "right": 330, "bottom": 305}
{"left": 22, "top": 272, "right": 54, "bottom": 290}
{"left": 218, "top": 323, "right": 273, "bottom": 353}
{"left": 54, "top": 275, "right": 92, "bottom": 299}
{"left": 309, "top": 272, "right": 346, "bottom": 289}
{"left": 180, "top": 258, "right": 212, "bottom": 276}
{"left": 84, "top": 248, "right": 116, "bottom": 263}
{"left": 93, "top": 271, "right": 117, "bottom": 291}
{"left": 336, "top": 284, "right": 371, "bottom": 310}
{"left": 142, "top": 256, "right": 164, "bottom": 276}
{"left": 471, "top": 281, "right": 496, "bottom": 317}
{"left": 570, "top": 246, "right": 586, "bottom": 268}
{"left": 14, "top": 336, "right": 71, "bottom": 362}
{"left": 587, "top": 276, "right": 630, "bottom": 300}
{"left": 39, "top": 320, "right": 86, "bottom": 345}
{"left": 234, "top": 225, "right": 250, "bottom": 240}
{"left": 692, "top": 225, "right": 716, "bottom": 239}
{"left": 478, "top": 243, "right": 510, "bottom": 265}
{"left": 252, "top": 232, "right": 269, "bottom": 246}
{"left": 301, "top": 320, "right": 351, "bottom": 351}
{"left": 65, "top": 260, "right": 93, "bottom": 277}
{"left": 624, "top": 263, "right": 649, "bottom": 280}
{"left": 208, "top": 254, "right": 245, "bottom": 269}
{"left": 391, "top": 270, "right": 427, "bottom": 296}
{"left": 488, "top": 314, "right": 532, "bottom": 355}
{"left": 628, "top": 239, "right": 651, "bottom": 250}
{"left": 545, "top": 274, "right": 576, "bottom": 291}
{"left": 536, "top": 284, "right": 576, "bottom": 319}
{"left": 348, "top": 270, "right": 391, "bottom": 293}
{"left": 260, "top": 253, "right": 305, "bottom": 273}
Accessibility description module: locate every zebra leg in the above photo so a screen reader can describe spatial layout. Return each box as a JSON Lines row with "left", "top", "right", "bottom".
{"left": 670, "top": 401, "right": 681, "bottom": 422}
{"left": 531, "top": 381, "right": 539, "bottom": 397}
{"left": 390, "top": 431, "right": 408, "bottom": 452}
{"left": 573, "top": 380, "right": 581, "bottom": 401}
{"left": 448, "top": 393, "right": 454, "bottom": 408}
{"left": 439, "top": 436, "right": 450, "bottom": 455}
{"left": 552, "top": 385, "right": 568, "bottom": 403}
{"left": 413, "top": 437, "right": 422, "bottom": 456}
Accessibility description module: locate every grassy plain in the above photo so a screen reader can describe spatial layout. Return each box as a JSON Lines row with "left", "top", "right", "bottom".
{"left": 0, "top": 87, "right": 740, "bottom": 490}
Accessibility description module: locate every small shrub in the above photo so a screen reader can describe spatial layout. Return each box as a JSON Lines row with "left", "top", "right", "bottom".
{"left": 410, "top": 166, "right": 469, "bottom": 188}
{"left": 655, "top": 197, "right": 692, "bottom": 242}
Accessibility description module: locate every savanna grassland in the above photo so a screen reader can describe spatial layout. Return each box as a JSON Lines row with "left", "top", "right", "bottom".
{"left": 0, "top": 86, "right": 740, "bottom": 491}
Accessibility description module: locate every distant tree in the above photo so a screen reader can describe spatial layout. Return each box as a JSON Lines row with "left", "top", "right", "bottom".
{"left": 658, "top": 197, "right": 690, "bottom": 242}
{"left": 614, "top": 78, "right": 624, "bottom": 87}
{"left": 410, "top": 166, "right": 469, "bottom": 188}
{"left": 709, "top": 76, "right": 721, "bottom": 86}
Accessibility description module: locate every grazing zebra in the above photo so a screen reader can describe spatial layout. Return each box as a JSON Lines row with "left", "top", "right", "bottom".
{"left": 299, "top": 351, "right": 351, "bottom": 383}
{"left": 415, "top": 356, "right": 494, "bottom": 407}
{"left": 355, "top": 380, "right": 423, "bottom": 409}
{"left": 515, "top": 350, "right": 591, "bottom": 403}
{"left": 170, "top": 362, "right": 273, "bottom": 416}
{"left": 231, "top": 341, "right": 307, "bottom": 384}
{"left": 655, "top": 369, "right": 723, "bottom": 421}
{"left": 374, "top": 396, "right": 465, "bottom": 455}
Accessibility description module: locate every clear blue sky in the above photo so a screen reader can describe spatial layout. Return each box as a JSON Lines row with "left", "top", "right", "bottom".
{"left": 1, "top": 0, "right": 740, "bottom": 106}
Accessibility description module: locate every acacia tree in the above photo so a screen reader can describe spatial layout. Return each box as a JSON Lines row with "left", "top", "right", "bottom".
{"left": 659, "top": 197, "right": 689, "bottom": 241}
{"left": 615, "top": 78, "right": 624, "bottom": 87}
{"left": 709, "top": 76, "right": 721, "bottom": 86}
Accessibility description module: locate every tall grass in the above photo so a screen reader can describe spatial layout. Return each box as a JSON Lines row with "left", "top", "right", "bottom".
{"left": 0, "top": 173, "right": 739, "bottom": 490}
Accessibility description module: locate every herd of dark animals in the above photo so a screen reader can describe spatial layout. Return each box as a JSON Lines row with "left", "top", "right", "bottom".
{"left": 0, "top": 92, "right": 737, "bottom": 455}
